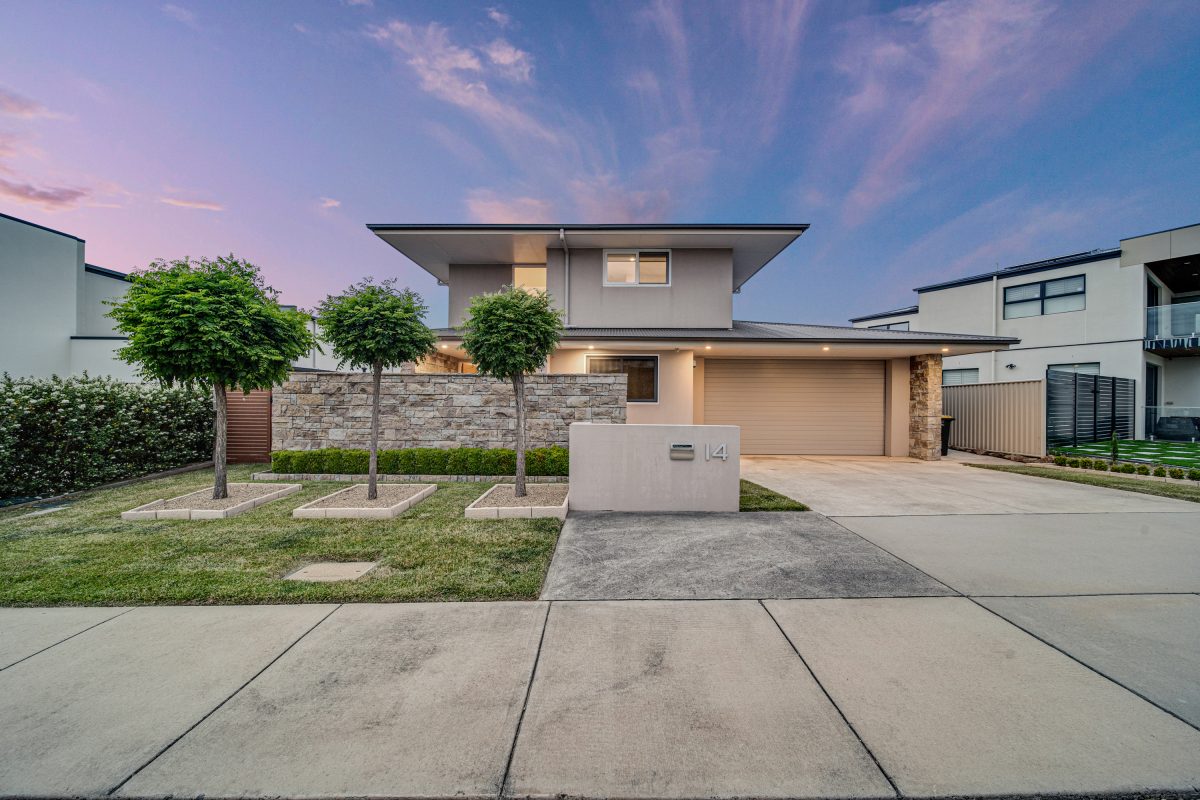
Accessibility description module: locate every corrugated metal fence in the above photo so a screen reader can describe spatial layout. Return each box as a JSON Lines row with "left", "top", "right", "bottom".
{"left": 943, "top": 379, "right": 1046, "bottom": 457}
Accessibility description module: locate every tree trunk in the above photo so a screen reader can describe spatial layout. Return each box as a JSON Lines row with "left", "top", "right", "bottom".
{"left": 513, "top": 372, "right": 527, "bottom": 498}
{"left": 368, "top": 362, "right": 382, "bottom": 501}
{"left": 212, "top": 382, "right": 228, "bottom": 500}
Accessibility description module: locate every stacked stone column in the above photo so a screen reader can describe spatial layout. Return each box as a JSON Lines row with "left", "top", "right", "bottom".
{"left": 908, "top": 354, "right": 943, "bottom": 460}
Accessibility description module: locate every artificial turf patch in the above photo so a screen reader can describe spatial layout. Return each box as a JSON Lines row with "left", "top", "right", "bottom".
{"left": 1056, "top": 440, "right": 1200, "bottom": 469}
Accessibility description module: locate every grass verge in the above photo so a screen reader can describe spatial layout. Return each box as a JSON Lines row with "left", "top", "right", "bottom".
{"left": 740, "top": 479, "right": 808, "bottom": 511}
{"left": 0, "top": 466, "right": 559, "bottom": 606}
{"left": 969, "top": 464, "right": 1200, "bottom": 504}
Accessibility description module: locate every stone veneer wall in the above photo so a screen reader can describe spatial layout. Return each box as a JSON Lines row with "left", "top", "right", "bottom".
{"left": 908, "top": 354, "right": 943, "bottom": 460}
{"left": 273, "top": 372, "right": 626, "bottom": 451}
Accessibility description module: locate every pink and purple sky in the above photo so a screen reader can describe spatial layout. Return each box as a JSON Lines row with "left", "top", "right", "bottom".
{"left": 2, "top": 0, "right": 1198, "bottom": 326}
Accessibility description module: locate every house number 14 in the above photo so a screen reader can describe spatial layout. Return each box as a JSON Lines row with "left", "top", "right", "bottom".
{"left": 705, "top": 443, "right": 728, "bottom": 461}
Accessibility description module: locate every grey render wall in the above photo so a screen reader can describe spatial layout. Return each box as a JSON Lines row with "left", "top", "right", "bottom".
{"left": 566, "top": 248, "right": 733, "bottom": 328}
{"left": 1, "top": 216, "right": 81, "bottom": 379}
{"left": 273, "top": 371, "right": 627, "bottom": 451}
{"left": 447, "top": 263, "right": 513, "bottom": 327}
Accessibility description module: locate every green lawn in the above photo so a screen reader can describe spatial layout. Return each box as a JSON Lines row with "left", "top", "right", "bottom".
{"left": 0, "top": 466, "right": 559, "bottom": 606}
{"left": 739, "top": 480, "right": 808, "bottom": 512}
{"left": 970, "top": 464, "right": 1200, "bottom": 503}
{"left": 1, "top": 469, "right": 808, "bottom": 606}
{"left": 1056, "top": 439, "right": 1200, "bottom": 469}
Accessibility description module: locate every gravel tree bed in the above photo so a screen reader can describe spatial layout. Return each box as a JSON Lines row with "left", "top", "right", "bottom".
{"left": 162, "top": 483, "right": 289, "bottom": 510}
{"left": 473, "top": 483, "right": 568, "bottom": 508}
{"left": 308, "top": 484, "right": 425, "bottom": 509}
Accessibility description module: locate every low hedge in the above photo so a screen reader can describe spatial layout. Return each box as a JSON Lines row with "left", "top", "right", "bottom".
{"left": 1049, "top": 452, "right": 1200, "bottom": 483}
{"left": 271, "top": 446, "right": 569, "bottom": 477}
{"left": 1, "top": 374, "right": 213, "bottom": 502}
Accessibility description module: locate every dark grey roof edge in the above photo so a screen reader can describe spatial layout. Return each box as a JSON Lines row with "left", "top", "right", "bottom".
{"left": 434, "top": 320, "right": 1016, "bottom": 345}
{"left": 847, "top": 305, "right": 919, "bottom": 323}
{"left": 915, "top": 249, "right": 1120, "bottom": 294}
{"left": 84, "top": 264, "right": 129, "bottom": 281}
{"left": 1, "top": 211, "right": 85, "bottom": 243}
{"left": 1120, "top": 221, "right": 1200, "bottom": 241}
{"left": 367, "top": 223, "right": 809, "bottom": 233}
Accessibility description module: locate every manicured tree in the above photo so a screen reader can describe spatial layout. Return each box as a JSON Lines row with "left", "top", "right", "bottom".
{"left": 315, "top": 279, "right": 436, "bottom": 500}
{"left": 460, "top": 286, "right": 563, "bottom": 497}
{"left": 108, "top": 256, "right": 315, "bottom": 499}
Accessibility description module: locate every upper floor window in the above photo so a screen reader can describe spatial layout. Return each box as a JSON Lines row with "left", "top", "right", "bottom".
{"left": 513, "top": 266, "right": 547, "bottom": 294}
{"left": 1048, "top": 362, "right": 1100, "bottom": 375}
{"left": 1003, "top": 275, "right": 1085, "bottom": 319}
{"left": 869, "top": 321, "right": 910, "bottom": 331}
{"left": 942, "top": 368, "right": 979, "bottom": 385}
{"left": 604, "top": 250, "right": 670, "bottom": 286}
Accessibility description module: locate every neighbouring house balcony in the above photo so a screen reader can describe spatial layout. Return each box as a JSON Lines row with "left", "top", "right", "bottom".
{"left": 1145, "top": 300, "right": 1200, "bottom": 356}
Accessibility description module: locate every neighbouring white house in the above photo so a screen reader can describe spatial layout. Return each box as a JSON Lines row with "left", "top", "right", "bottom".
{"left": 849, "top": 222, "right": 1200, "bottom": 439}
{"left": 0, "top": 211, "right": 337, "bottom": 381}
{"left": 368, "top": 224, "right": 1015, "bottom": 458}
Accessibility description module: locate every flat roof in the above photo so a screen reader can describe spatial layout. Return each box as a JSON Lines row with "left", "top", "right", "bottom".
{"left": 84, "top": 264, "right": 129, "bottom": 281}
{"left": 0, "top": 211, "right": 85, "bottom": 243}
{"left": 914, "top": 249, "right": 1120, "bottom": 294}
{"left": 847, "top": 305, "right": 919, "bottom": 324}
{"left": 367, "top": 224, "right": 808, "bottom": 290}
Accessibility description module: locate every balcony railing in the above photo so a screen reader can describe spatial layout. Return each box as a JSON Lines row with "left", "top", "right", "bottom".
{"left": 1145, "top": 406, "right": 1200, "bottom": 442}
{"left": 1146, "top": 300, "right": 1200, "bottom": 340}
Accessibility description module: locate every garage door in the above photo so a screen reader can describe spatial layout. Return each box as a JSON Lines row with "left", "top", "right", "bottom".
{"left": 704, "top": 359, "right": 885, "bottom": 455}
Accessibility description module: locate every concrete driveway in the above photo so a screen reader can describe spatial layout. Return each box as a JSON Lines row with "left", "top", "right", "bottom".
{"left": 741, "top": 453, "right": 1198, "bottom": 515}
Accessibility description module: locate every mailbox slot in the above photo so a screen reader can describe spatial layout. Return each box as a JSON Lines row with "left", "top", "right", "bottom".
{"left": 669, "top": 443, "right": 695, "bottom": 461}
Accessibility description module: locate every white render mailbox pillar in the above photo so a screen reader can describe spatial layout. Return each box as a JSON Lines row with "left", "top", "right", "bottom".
{"left": 568, "top": 423, "right": 740, "bottom": 512}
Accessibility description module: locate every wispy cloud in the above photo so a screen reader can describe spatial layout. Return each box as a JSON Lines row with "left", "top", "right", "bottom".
{"left": 487, "top": 7, "right": 512, "bottom": 29}
{"left": 161, "top": 4, "right": 198, "bottom": 28}
{"left": 735, "top": 0, "right": 812, "bottom": 143}
{"left": 318, "top": 197, "right": 340, "bottom": 209}
{"left": 344, "top": 0, "right": 373, "bottom": 6}
{"left": 482, "top": 39, "right": 533, "bottom": 83}
{"left": 0, "top": 176, "right": 89, "bottom": 210}
{"left": 368, "top": 21, "right": 555, "bottom": 144}
{"left": 0, "top": 87, "right": 68, "bottom": 120}
{"left": 465, "top": 190, "right": 556, "bottom": 223}
{"left": 159, "top": 196, "right": 223, "bottom": 211}
{"left": 834, "top": 0, "right": 1142, "bottom": 224}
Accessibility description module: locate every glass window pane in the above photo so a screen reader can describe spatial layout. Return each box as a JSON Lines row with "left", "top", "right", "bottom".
{"left": 586, "top": 356, "right": 657, "bottom": 402}
{"left": 1045, "top": 276, "right": 1084, "bottom": 296}
{"left": 1004, "top": 283, "right": 1041, "bottom": 302}
{"left": 639, "top": 252, "right": 669, "bottom": 284}
{"left": 606, "top": 253, "right": 637, "bottom": 284}
{"left": 942, "top": 369, "right": 979, "bottom": 385}
{"left": 513, "top": 266, "right": 547, "bottom": 294}
{"left": 1043, "top": 293, "right": 1084, "bottom": 314}
{"left": 1004, "top": 299, "right": 1042, "bottom": 319}
{"left": 1048, "top": 362, "right": 1100, "bottom": 375}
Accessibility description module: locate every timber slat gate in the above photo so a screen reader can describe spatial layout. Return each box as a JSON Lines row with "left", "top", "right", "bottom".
{"left": 1045, "top": 370, "right": 1134, "bottom": 448}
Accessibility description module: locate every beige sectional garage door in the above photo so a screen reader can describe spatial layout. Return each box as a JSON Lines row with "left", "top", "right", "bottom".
{"left": 704, "top": 359, "right": 885, "bottom": 455}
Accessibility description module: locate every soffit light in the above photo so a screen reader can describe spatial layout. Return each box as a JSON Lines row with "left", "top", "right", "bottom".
{"left": 822, "top": 346, "right": 830, "bottom": 351}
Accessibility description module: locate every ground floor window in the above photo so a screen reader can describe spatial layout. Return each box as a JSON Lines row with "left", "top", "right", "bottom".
{"left": 942, "top": 368, "right": 979, "bottom": 385}
{"left": 1048, "top": 362, "right": 1100, "bottom": 375}
{"left": 586, "top": 355, "right": 658, "bottom": 402}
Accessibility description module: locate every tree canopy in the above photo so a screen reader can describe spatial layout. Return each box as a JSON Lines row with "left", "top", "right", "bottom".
{"left": 316, "top": 279, "right": 436, "bottom": 370}
{"left": 107, "top": 255, "right": 314, "bottom": 391}
{"left": 460, "top": 287, "right": 563, "bottom": 380}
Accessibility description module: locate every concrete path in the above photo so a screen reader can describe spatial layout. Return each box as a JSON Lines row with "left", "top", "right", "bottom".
{"left": 2, "top": 596, "right": 1199, "bottom": 799}
{"left": 741, "top": 454, "right": 1198, "bottom": 515}
{"left": 541, "top": 512, "right": 951, "bottom": 600}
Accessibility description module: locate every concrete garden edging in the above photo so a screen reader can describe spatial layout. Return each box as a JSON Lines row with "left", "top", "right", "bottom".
{"left": 292, "top": 484, "right": 436, "bottom": 520}
{"left": 465, "top": 484, "right": 569, "bottom": 520}
{"left": 121, "top": 483, "right": 301, "bottom": 521}
{"left": 254, "top": 471, "right": 567, "bottom": 484}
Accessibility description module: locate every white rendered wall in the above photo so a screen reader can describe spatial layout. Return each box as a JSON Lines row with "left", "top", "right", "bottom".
{"left": 568, "top": 423, "right": 740, "bottom": 512}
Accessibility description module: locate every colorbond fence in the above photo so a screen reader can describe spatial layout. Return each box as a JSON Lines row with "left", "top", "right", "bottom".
{"left": 943, "top": 379, "right": 1046, "bottom": 457}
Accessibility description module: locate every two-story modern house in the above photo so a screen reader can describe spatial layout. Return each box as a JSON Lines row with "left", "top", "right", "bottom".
{"left": 369, "top": 224, "right": 1015, "bottom": 458}
{"left": 849, "top": 222, "right": 1200, "bottom": 440}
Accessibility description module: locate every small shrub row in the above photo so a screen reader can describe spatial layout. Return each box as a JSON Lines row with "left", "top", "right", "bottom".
{"left": 1051, "top": 454, "right": 1199, "bottom": 481}
{"left": 271, "top": 446, "right": 569, "bottom": 477}
{"left": 1, "top": 374, "right": 214, "bottom": 502}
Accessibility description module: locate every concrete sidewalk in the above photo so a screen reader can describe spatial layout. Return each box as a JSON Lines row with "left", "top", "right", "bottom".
{"left": 2, "top": 597, "right": 1199, "bottom": 799}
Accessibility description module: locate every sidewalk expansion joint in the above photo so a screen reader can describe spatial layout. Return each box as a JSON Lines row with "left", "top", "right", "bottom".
{"left": 0, "top": 607, "right": 135, "bottom": 673}
{"left": 103, "top": 603, "right": 345, "bottom": 797}
{"left": 498, "top": 600, "right": 552, "bottom": 800}
{"left": 757, "top": 599, "right": 901, "bottom": 799}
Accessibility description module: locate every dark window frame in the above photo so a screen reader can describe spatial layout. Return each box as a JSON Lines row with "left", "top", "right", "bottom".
{"left": 868, "top": 321, "right": 910, "bottom": 331}
{"left": 1003, "top": 274, "right": 1086, "bottom": 319}
{"left": 585, "top": 354, "right": 659, "bottom": 403}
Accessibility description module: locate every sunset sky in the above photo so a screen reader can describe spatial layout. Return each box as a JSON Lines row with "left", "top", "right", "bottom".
{"left": 2, "top": 0, "right": 1198, "bottom": 326}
